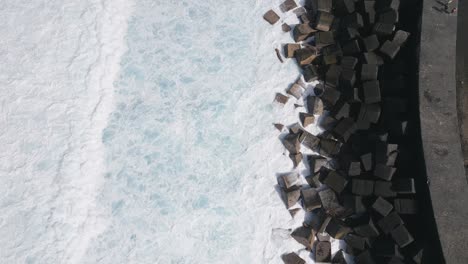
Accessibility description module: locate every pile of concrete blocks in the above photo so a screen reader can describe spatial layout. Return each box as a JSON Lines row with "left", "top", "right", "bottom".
{"left": 265, "top": 0, "right": 425, "bottom": 263}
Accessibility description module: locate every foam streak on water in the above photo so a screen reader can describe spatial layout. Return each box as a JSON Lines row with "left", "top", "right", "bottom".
{"left": 0, "top": 0, "right": 132, "bottom": 263}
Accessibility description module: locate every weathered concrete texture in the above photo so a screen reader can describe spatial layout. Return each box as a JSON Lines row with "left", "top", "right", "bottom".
{"left": 419, "top": 0, "right": 468, "bottom": 262}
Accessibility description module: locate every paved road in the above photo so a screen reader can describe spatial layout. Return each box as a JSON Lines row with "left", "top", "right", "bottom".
{"left": 420, "top": 0, "right": 468, "bottom": 262}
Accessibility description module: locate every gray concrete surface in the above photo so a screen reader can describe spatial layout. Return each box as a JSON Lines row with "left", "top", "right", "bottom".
{"left": 419, "top": 0, "right": 468, "bottom": 263}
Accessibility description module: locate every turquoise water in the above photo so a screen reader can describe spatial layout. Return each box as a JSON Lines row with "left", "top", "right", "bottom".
{"left": 83, "top": 1, "right": 279, "bottom": 263}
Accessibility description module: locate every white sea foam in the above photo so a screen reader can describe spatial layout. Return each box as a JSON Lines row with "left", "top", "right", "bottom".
{"left": 0, "top": 0, "right": 132, "bottom": 263}
{"left": 1, "top": 0, "right": 340, "bottom": 263}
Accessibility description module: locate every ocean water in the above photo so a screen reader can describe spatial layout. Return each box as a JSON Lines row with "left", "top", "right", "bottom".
{"left": 0, "top": 0, "right": 316, "bottom": 263}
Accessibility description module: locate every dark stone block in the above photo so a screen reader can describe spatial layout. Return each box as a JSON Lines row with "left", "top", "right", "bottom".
{"left": 363, "top": 34, "right": 380, "bottom": 51}
{"left": 300, "top": 112, "right": 315, "bottom": 127}
{"left": 380, "top": 40, "right": 400, "bottom": 60}
{"left": 306, "top": 172, "right": 322, "bottom": 188}
{"left": 361, "top": 153, "right": 373, "bottom": 171}
{"left": 345, "top": 233, "right": 368, "bottom": 250}
{"left": 316, "top": 31, "right": 335, "bottom": 48}
{"left": 342, "top": 0, "right": 355, "bottom": 13}
{"left": 331, "top": 102, "right": 350, "bottom": 120}
{"left": 378, "top": 211, "right": 403, "bottom": 234}
{"left": 283, "top": 189, "right": 301, "bottom": 209}
{"left": 288, "top": 83, "right": 304, "bottom": 99}
{"left": 319, "top": 138, "right": 341, "bottom": 157}
{"left": 392, "top": 178, "right": 415, "bottom": 194}
{"left": 364, "top": 0, "right": 375, "bottom": 12}
{"left": 325, "top": 65, "right": 341, "bottom": 87}
{"left": 279, "top": 173, "right": 300, "bottom": 191}
{"left": 391, "top": 225, "right": 414, "bottom": 247}
{"left": 374, "top": 181, "right": 396, "bottom": 197}
{"left": 373, "top": 22, "right": 394, "bottom": 36}
{"left": 291, "top": 226, "right": 315, "bottom": 248}
{"left": 357, "top": 103, "right": 381, "bottom": 124}
{"left": 294, "top": 7, "right": 307, "bottom": 16}
{"left": 263, "top": 10, "right": 280, "bottom": 25}
{"left": 320, "top": 86, "right": 341, "bottom": 106}
{"left": 341, "top": 56, "right": 358, "bottom": 69}
{"left": 379, "top": 9, "right": 398, "bottom": 25}
{"left": 354, "top": 217, "right": 380, "bottom": 237}
{"left": 280, "top": 0, "right": 298, "bottom": 12}
{"left": 392, "top": 30, "right": 410, "bottom": 46}
{"left": 363, "top": 80, "right": 381, "bottom": 103}
{"left": 374, "top": 164, "right": 396, "bottom": 181}
{"left": 308, "top": 155, "right": 328, "bottom": 173}
{"left": 275, "top": 93, "right": 289, "bottom": 104}
{"left": 394, "top": 199, "right": 418, "bottom": 214}
{"left": 361, "top": 64, "right": 379, "bottom": 81}
{"left": 352, "top": 179, "right": 374, "bottom": 196}
{"left": 302, "top": 188, "right": 322, "bottom": 211}
{"left": 372, "top": 197, "right": 393, "bottom": 216}
{"left": 274, "top": 123, "right": 284, "bottom": 132}
{"left": 333, "top": 117, "right": 357, "bottom": 142}
{"left": 281, "top": 252, "right": 306, "bottom": 264}
{"left": 318, "top": 0, "right": 332, "bottom": 13}
{"left": 363, "top": 52, "right": 384, "bottom": 65}
{"left": 301, "top": 131, "right": 321, "bottom": 151}
{"left": 282, "top": 133, "right": 301, "bottom": 154}
{"left": 303, "top": 64, "right": 319, "bottom": 82}
{"left": 387, "top": 256, "right": 405, "bottom": 264}
{"left": 343, "top": 195, "right": 367, "bottom": 214}
{"left": 299, "top": 13, "right": 311, "bottom": 24}
{"left": 342, "top": 12, "right": 364, "bottom": 28}
{"left": 315, "top": 241, "right": 332, "bottom": 262}
{"left": 293, "top": 24, "right": 317, "bottom": 42}
{"left": 282, "top": 23, "right": 292, "bottom": 32}
{"left": 284, "top": 43, "right": 302, "bottom": 58}
{"left": 326, "top": 218, "right": 352, "bottom": 239}
{"left": 342, "top": 39, "right": 361, "bottom": 55}
{"left": 341, "top": 68, "right": 356, "bottom": 87}
{"left": 318, "top": 116, "right": 337, "bottom": 131}
{"left": 332, "top": 249, "right": 348, "bottom": 264}
{"left": 367, "top": 9, "right": 376, "bottom": 24}
{"left": 319, "top": 188, "right": 351, "bottom": 217}
{"left": 348, "top": 161, "right": 361, "bottom": 176}
{"left": 355, "top": 250, "right": 376, "bottom": 264}
{"left": 290, "top": 152, "right": 303, "bottom": 168}
{"left": 323, "top": 170, "right": 348, "bottom": 193}
{"left": 316, "top": 11, "right": 334, "bottom": 31}
{"left": 295, "top": 48, "right": 317, "bottom": 66}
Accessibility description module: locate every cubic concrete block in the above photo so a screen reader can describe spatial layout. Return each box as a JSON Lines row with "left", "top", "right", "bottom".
{"left": 316, "top": 31, "right": 335, "bottom": 48}
{"left": 291, "top": 226, "right": 315, "bottom": 248}
{"left": 345, "top": 233, "right": 368, "bottom": 250}
{"left": 280, "top": 0, "right": 298, "bottom": 12}
{"left": 352, "top": 179, "right": 374, "bottom": 196}
{"left": 380, "top": 40, "right": 400, "bottom": 59}
{"left": 323, "top": 170, "right": 348, "bottom": 193}
{"left": 279, "top": 173, "right": 300, "bottom": 190}
{"left": 282, "top": 133, "right": 300, "bottom": 154}
{"left": 315, "top": 241, "right": 332, "bottom": 262}
{"left": 263, "top": 10, "right": 280, "bottom": 25}
{"left": 316, "top": 11, "right": 334, "bottom": 31}
{"left": 393, "top": 178, "right": 415, "bottom": 194}
{"left": 363, "top": 34, "right": 380, "bottom": 51}
{"left": 281, "top": 252, "right": 306, "bottom": 264}
{"left": 275, "top": 93, "right": 289, "bottom": 104}
{"left": 372, "top": 197, "right": 393, "bottom": 216}
{"left": 378, "top": 211, "right": 403, "bottom": 234}
{"left": 374, "top": 181, "right": 396, "bottom": 197}
{"left": 325, "top": 218, "right": 351, "bottom": 239}
{"left": 287, "top": 83, "right": 304, "bottom": 99}
{"left": 361, "top": 153, "right": 373, "bottom": 171}
{"left": 295, "top": 47, "right": 317, "bottom": 66}
{"left": 363, "top": 80, "right": 381, "bottom": 103}
{"left": 361, "top": 64, "right": 379, "bottom": 81}
{"left": 303, "top": 64, "right": 319, "bottom": 82}
{"left": 341, "top": 56, "right": 358, "bottom": 69}
{"left": 284, "top": 43, "right": 302, "bottom": 58}
{"left": 300, "top": 112, "right": 315, "bottom": 127}
{"left": 394, "top": 199, "right": 418, "bottom": 214}
{"left": 282, "top": 23, "right": 292, "bottom": 32}
{"left": 354, "top": 218, "right": 380, "bottom": 237}
{"left": 293, "top": 23, "right": 317, "bottom": 42}
{"left": 393, "top": 30, "right": 410, "bottom": 46}
{"left": 363, "top": 52, "right": 384, "bottom": 65}
{"left": 391, "top": 225, "right": 414, "bottom": 247}
{"left": 302, "top": 188, "right": 322, "bottom": 211}
{"left": 289, "top": 152, "right": 303, "bottom": 168}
